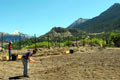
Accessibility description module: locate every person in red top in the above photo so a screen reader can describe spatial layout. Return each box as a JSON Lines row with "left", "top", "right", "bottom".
{"left": 8, "top": 42, "right": 12, "bottom": 60}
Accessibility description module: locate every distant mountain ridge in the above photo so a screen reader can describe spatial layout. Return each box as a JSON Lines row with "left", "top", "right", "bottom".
{"left": 0, "top": 30, "right": 31, "bottom": 42}
{"left": 68, "top": 3, "right": 120, "bottom": 33}
{"left": 43, "top": 27, "right": 86, "bottom": 38}
{"left": 12, "top": 30, "right": 22, "bottom": 35}
{"left": 68, "top": 18, "right": 89, "bottom": 28}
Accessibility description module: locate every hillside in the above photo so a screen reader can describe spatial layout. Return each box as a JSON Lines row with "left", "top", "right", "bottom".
{"left": 68, "top": 18, "right": 89, "bottom": 28}
{"left": 44, "top": 27, "right": 86, "bottom": 38}
{"left": 10, "top": 27, "right": 88, "bottom": 49}
{"left": 68, "top": 3, "right": 120, "bottom": 33}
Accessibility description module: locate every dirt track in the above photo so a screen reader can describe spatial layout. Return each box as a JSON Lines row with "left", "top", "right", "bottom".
{"left": 0, "top": 48, "right": 120, "bottom": 80}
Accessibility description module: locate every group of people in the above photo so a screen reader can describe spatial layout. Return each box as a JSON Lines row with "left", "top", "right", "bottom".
{"left": 8, "top": 42, "right": 37, "bottom": 77}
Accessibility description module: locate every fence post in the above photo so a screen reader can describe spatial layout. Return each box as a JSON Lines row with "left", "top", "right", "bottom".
{"left": 48, "top": 35, "right": 50, "bottom": 49}
{"left": 68, "top": 36, "right": 70, "bottom": 47}
{"left": 83, "top": 39, "right": 85, "bottom": 46}
{"left": 59, "top": 36, "right": 60, "bottom": 48}
{"left": 19, "top": 34, "right": 21, "bottom": 49}
{"left": 76, "top": 36, "right": 77, "bottom": 47}
{"left": 34, "top": 34, "right": 37, "bottom": 49}
{"left": 1, "top": 33, "right": 3, "bottom": 50}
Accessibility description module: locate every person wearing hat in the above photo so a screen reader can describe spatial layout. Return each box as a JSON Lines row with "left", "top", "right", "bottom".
{"left": 21, "top": 49, "right": 37, "bottom": 77}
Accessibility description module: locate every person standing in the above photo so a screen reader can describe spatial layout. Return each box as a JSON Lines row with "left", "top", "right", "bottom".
{"left": 8, "top": 42, "right": 12, "bottom": 61}
{"left": 21, "top": 49, "right": 37, "bottom": 77}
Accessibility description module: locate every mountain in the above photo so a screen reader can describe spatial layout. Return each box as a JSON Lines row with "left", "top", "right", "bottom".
{"left": 0, "top": 30, "right": 31, "bottom": 42}
{"left": 12, "top": 30, "right": 31, "bottom": 38}
{"left": 12, "top": 30, "right": 21, "bottom": 35}
{"left": 43, "top": 27, "right": 86, "bottom": 38}
{"left": 68, "top": 18, "right": 89, "bottom": 28}
{"left": 68, "top": 3, "right": 120, "bottom": 33}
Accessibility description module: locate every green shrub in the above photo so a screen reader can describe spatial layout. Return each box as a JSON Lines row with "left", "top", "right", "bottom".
{"left": 23, "top": 41, "right": 52, "bottom": 49}
{"left": 64, "top": 40, "right": 73, "bottom": 46}
{"left": 110, "top": 32, "right": 120, "bottom": 47}
{"left": 81, "top": 38, "right": 106, "bottom": 47}
{"left": 23, "top": 41, "right": 64, "bottom": 49}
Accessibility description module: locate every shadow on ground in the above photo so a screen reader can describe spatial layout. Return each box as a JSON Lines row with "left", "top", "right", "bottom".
{"left": 9, "top": 76, "right": 27, "bottom": 80}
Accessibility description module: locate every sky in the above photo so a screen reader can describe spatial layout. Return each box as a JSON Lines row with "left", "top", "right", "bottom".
{"left": 0, "top": 0, "right": 120, "bottom": 36}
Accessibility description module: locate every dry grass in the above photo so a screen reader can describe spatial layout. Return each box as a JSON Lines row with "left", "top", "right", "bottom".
{"left": 0, "top": 47, "right": 120, "bottom": 80}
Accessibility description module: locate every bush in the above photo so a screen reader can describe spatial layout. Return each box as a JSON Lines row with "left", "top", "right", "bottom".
{"left": 64, "top": 40, "right": 73, "bottom": 46}
{"left": 110, "top": 32, "right": 120, "bottom": 47}
{"left": 23, "top": 41, "right": 52, "bottom": 49}
{"left": 81, "top": 38, "right": 106, "bottom": 47}
{"left": 23, "top": 41, "right": 64, "bottom": 49}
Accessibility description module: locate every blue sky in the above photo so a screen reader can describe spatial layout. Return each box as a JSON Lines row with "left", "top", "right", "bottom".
{"left": 0, "top": 0, "right": 120, "bottom": 36}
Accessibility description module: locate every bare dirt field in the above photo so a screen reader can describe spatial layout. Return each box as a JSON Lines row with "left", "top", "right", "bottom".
{"left": 0, "top": 47, "right": 120, "bottom": 80}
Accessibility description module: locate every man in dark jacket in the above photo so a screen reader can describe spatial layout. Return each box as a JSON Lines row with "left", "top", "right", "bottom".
{"left": 21, "top": 49, "right": 37, "bottom": 77}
